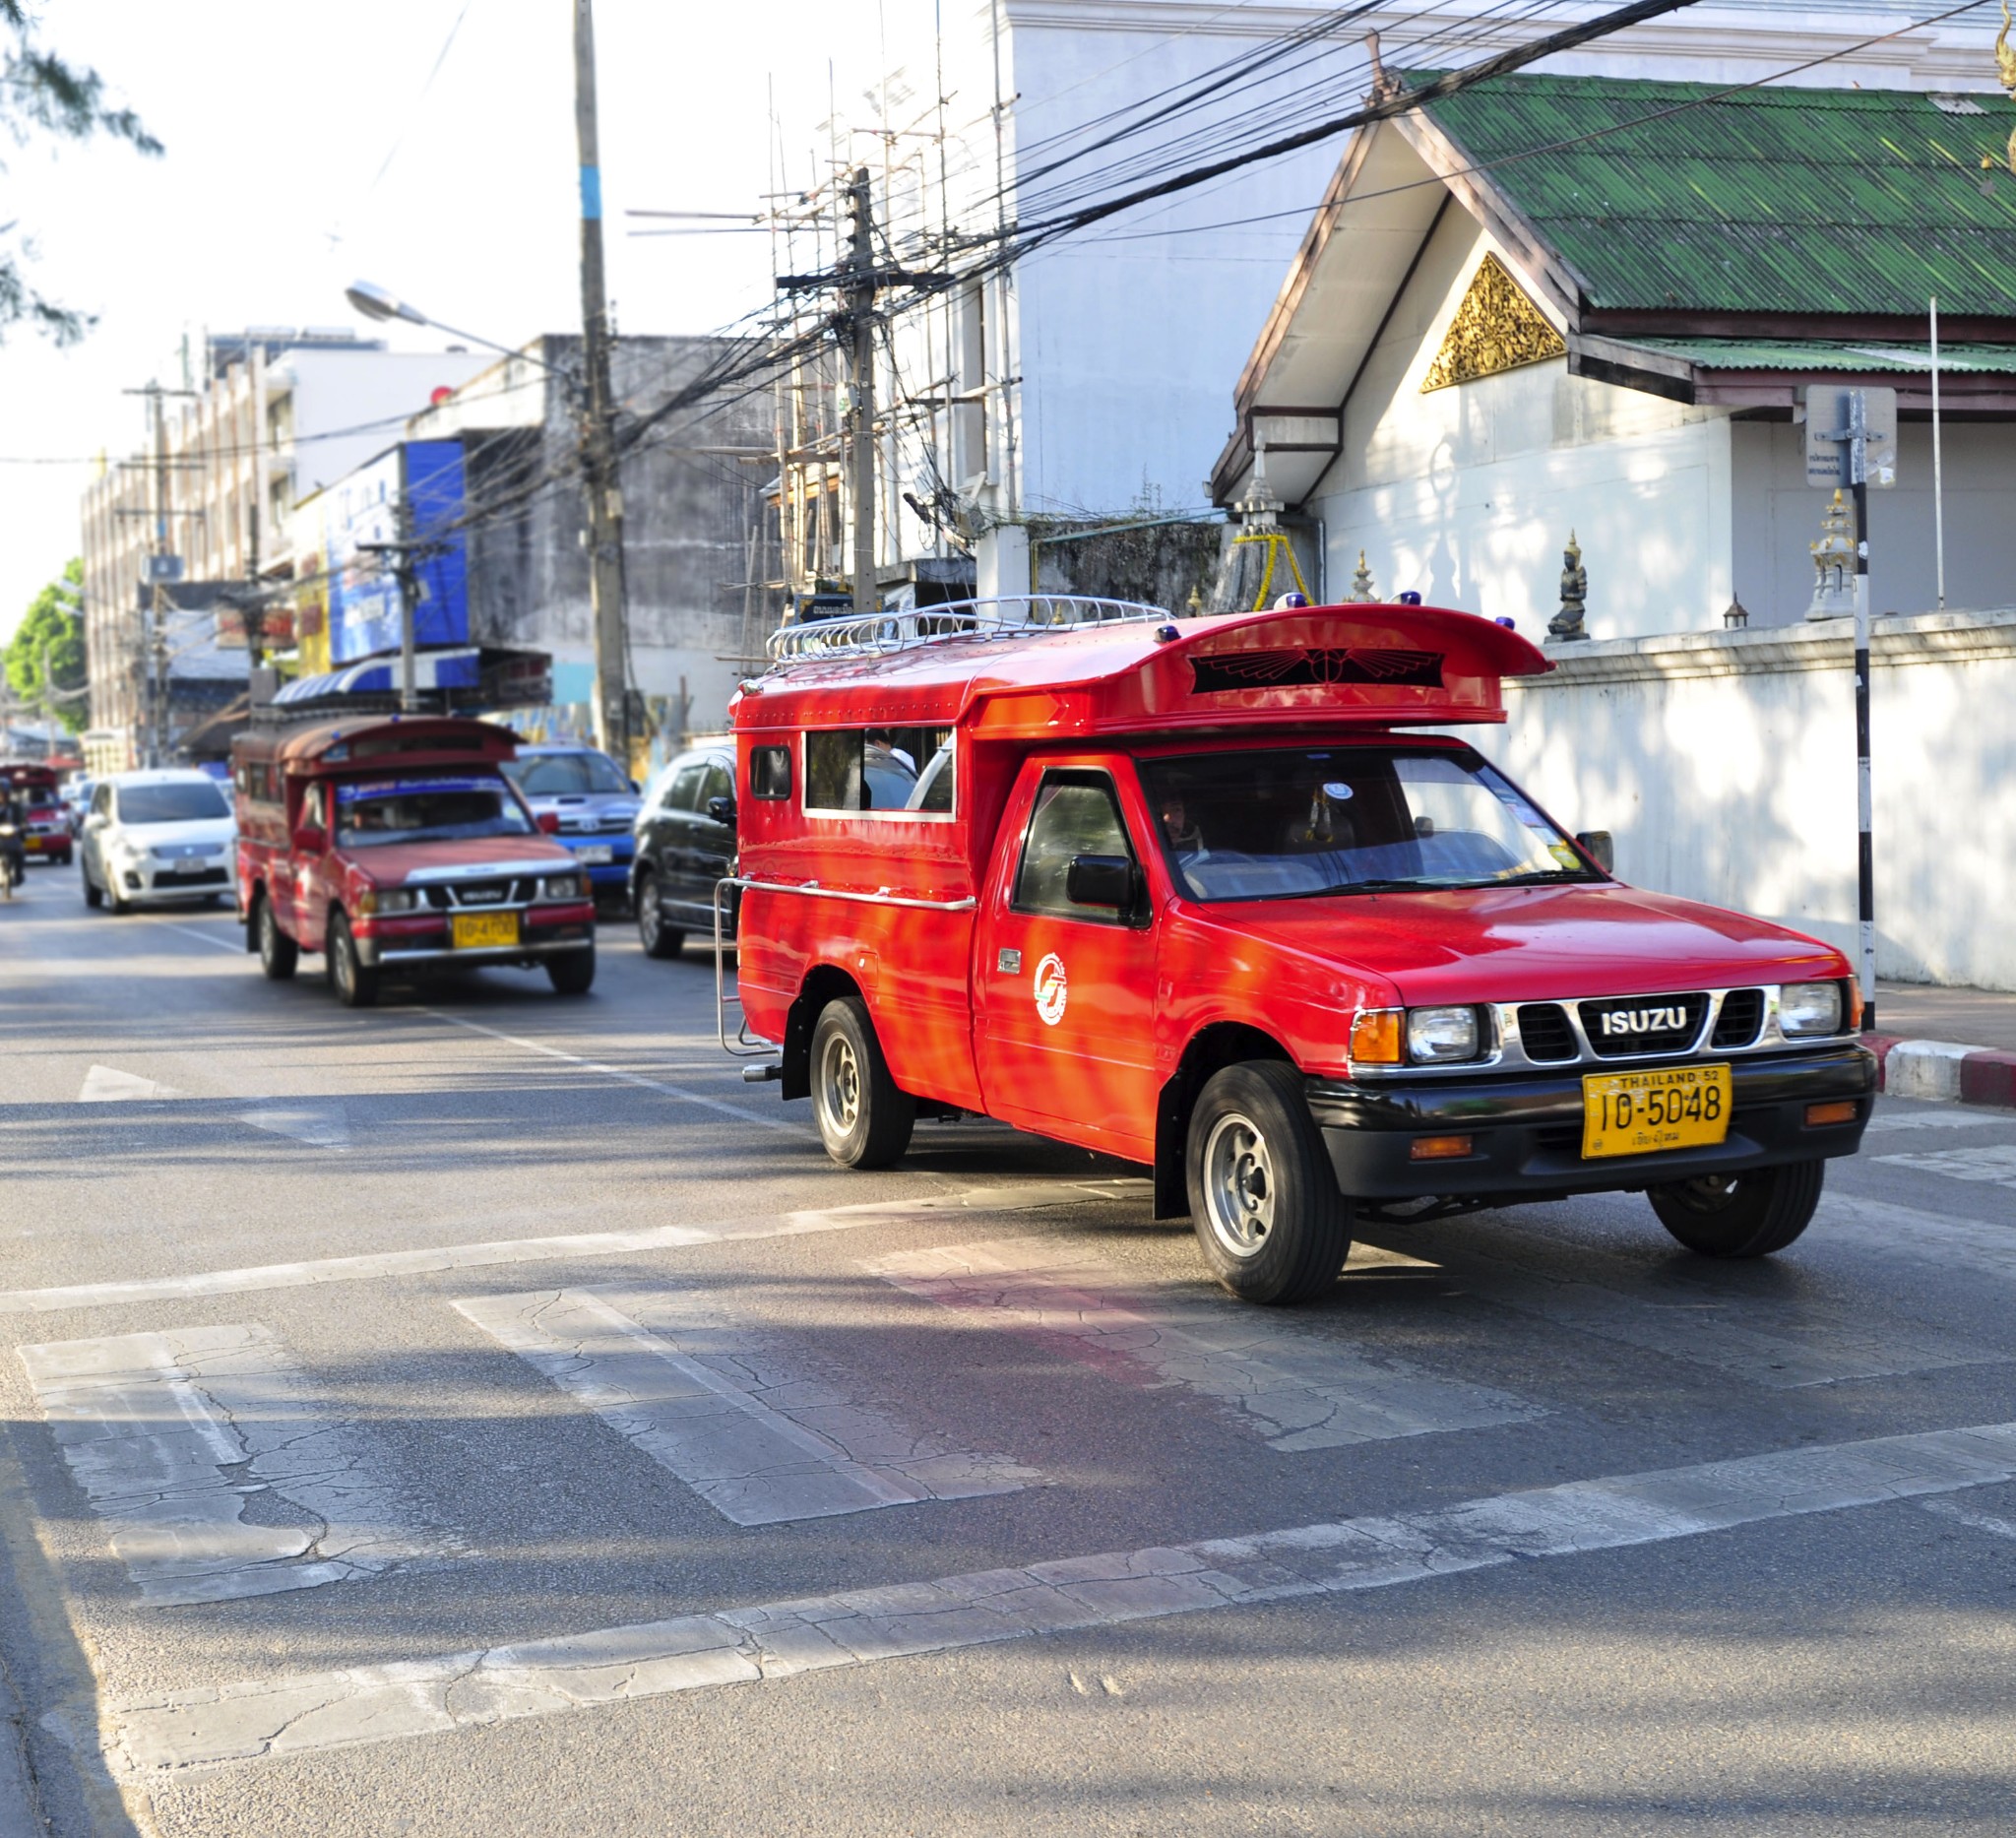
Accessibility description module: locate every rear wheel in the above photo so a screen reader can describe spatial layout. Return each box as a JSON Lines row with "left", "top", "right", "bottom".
{"left": 545, "top": 947, "right": 597, "bottom": 995}
{"left": 1648, "top": 1159, "right": 1824, "bottom": 1258}
{"left": 256, "top": 895, "right": 298, "bottom": 982}
{"left": 635, "top": 870, "right": 684, "bottom": 959}
{"left": 1186, "top": 1060, "right": 1351, "bottom": 1304}
{"left": 810, "top": 996, "right": 914, "bottom": 1169}
{"left": 327, "top": 912, "right": 380, "bottom": 1008}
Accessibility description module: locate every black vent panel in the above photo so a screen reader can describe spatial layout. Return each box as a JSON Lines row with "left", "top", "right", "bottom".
{"left": 1711, "top": 988, "right": 1765, "bottom": 1048}
{"left": 1578, "top": 993, "right": 1708, "bottom": 1058}
{"left": 1517, "top": 1003, "right": 1578, "bottom": 1062}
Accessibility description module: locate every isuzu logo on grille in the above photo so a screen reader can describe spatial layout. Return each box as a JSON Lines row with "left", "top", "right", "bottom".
{"left": 1600, "top": 1005, "right": 1687, "bottom": 1038}
{"left": 460, "top": 887, "right": 505, "bottom": 905}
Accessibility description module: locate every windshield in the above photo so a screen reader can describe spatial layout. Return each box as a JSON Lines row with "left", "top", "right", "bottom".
{"left": 116, "top": 782, "right": 231, "bottom": 825}
{"left": 1137, "top": 746, "right": 1601, "bottom": 902}
{"left": 501, "top": 751, "right": 630, "bottom": 796}
{"left": 333, "top": 774, "right": 536, "bottom": 849}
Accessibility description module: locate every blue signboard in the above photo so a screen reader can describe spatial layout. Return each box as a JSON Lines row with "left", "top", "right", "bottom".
{"left": 325, "top": 441, "right": 471, "bottom": 665}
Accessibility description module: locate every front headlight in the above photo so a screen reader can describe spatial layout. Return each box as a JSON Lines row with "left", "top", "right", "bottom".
{"left": 537, "top": 874, "right": 586, "bottom": 901}
{"left": 1779, "top": 981, "right": 1845, "bottom": 1037}
{"left": 1407, "top": 1005, "right": 1483, "bottom": 1063}
{"left": 354, "top": 888, "right": 418, "bottom": 916}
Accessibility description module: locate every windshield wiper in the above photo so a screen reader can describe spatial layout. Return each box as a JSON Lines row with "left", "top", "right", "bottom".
{"left": 1275, "top": 877, "right": 1424, "bottom": 899}
{"left": 1488, "top": 869, "right": 1605, "bottom": 886}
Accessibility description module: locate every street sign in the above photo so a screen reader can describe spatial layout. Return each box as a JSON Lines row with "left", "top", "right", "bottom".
{"left": 142, "top": 554, "right": 184, "bottom": 583}
{"left": 1804, "top": 386, "right": 1897, "bottom": 489}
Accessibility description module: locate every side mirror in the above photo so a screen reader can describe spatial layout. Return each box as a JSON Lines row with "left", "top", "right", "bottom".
{"left": 291, "top": 826, "right": 327, "bottom": 856}
{"left": 1575, "top": 830, "right": 1615, "bottom": 875}
{"left": 630, "top": 778, "right": 643, "bottom": 793}
{"left": 536, "top": 811, "right": 562, "bottom": 835}
{"left": 706, "top": 794, "right": 737, "bottom": 828}
{"left": 1066, "top": 854, "right": 1136, "bottom": 912}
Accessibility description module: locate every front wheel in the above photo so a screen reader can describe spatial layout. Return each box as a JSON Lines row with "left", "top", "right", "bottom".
{"left": 1648, "top": 1159, "right": 1824, "bottom": 1258}
{"left": 635, "top": 870, "right": 684, "bottom": 959}
{"left": 545, "top": 948, "right": 597, "bottom": 995}
{"left": 81, "top": 863, "right": 102, "bottom": 910}
{"left": 256, "top": 896, "right": 298, "bottom": 982}
{"left": 327, "top": 912, "right": 380, "bottom": 1008}
{"left": 810, "top": 996, "right": 914, "bottom": 1169}
{"left": 1187, "top": 1060, "right": 1351, "bottom": 1304}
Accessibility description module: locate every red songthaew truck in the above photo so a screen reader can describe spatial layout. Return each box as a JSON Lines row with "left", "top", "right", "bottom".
{"left": 722, "top": 598, "right": 1873, "bottom": 1304}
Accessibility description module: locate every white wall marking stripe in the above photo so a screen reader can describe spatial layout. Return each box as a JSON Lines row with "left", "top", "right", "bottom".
{"left": 20, "top": 1326, "right": 454, "bottom": 1608}
{"left": 455, "top": 1287, "right": 1032, "bottom": 1525}
{"left": 867, "top": 1237, "right": 1539, "bottom": 1451}
{"left": 99, "top": 1418, "right": 2016, "bottom": 1777}
{"left": 0, "top": 1182, "right": 1142, "bottom": 1318}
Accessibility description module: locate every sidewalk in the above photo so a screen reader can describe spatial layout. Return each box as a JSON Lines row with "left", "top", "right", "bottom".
{"left": 1866, "top": 980, "right": 2016, "bottom": 1107}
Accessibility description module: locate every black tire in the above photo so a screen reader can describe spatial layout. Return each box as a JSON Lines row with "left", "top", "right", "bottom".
{"left": 327, "top": 911, "right": 380, "bottom": 1009}
{"left": 1186, "top": 1060, "right": 1352, "bottom": 1304}
{"left": 1648, "top": 1159, "right": 1825, "bottom": 1258}
{"left": 107, "top": 874, "right": 132, "bottom": 916}
{"left": 545, "top": 948, "right": 597, "bottom": 995}
{"left": 810, "top": 995, "right": 914, "bottom": 1169}
{"left": 256, "top": 894, "right": 298, "bottom": 982}
{"left": 81, "top": 863, "right": 101, "bottom": 910}
{"left": 635, "top": 870, "right": 684, "bottom": 959}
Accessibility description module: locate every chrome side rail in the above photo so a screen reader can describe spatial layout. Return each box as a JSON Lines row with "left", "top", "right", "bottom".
{"left": 765, "top": 595, "right": 1170, "bottom": 665}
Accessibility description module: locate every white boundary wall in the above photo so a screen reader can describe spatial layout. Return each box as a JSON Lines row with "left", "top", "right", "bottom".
{"left": 1479, "top": 610, "right": 2016, "bottom": 990}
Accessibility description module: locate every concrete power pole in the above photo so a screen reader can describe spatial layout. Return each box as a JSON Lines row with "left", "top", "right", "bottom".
{"left": 574, "top": 0, "right": 631, "bottom": 768}
{"left": 847, "top": 167, "right": 878, "bottom": 618}
{"left": 148, "top": 384, "right": 170, "bottom": 768}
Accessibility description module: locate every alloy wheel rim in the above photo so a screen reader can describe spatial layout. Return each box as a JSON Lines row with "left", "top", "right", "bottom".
{"left": 818, "top": 1033, "right": 862, "bottom": 1138}
{"left": 1202, "top": 1110, "right": 1275, "bottom": 1258}
{"left": 639, "top": 881, "right": 660, "bottom": 947}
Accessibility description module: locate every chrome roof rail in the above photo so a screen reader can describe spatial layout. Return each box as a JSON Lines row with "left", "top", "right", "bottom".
{"left": 764, "top": 595, "right": 1173, "bottom": 665}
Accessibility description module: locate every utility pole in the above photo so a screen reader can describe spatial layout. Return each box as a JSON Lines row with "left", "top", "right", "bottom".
{"left": 574, "top": 0, "right": 631, "bottom": 768}
{"left": 358, "top": 494, "right": 422, "bottom": 715}
{"left": 847, "top": 166, "right": 878, "bottom": 618}
{"left": 148, "top": 384, "right": 170, "bottom": 768}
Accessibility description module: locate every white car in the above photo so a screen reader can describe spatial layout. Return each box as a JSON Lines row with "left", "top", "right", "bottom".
{"left": 79, "top": 770, "right": 236, "bottom": 913}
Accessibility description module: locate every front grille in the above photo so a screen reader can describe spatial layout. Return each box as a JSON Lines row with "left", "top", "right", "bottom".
{"left": 1578, "top": 992, "right": 1708, "bottom": 1058}
{"left": 1711, "top": 988, "right": 1765, "bottom": 1048}
{"left": 420, "top": 878, "right": 530, "bottom": 911}
{"left": 1516, "top": 1003, "right": 1578, "bottom": 1062}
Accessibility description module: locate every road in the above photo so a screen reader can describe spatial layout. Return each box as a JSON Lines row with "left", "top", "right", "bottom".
{"left": 1, "top": 871, "right": 2014, "bottom": 1835}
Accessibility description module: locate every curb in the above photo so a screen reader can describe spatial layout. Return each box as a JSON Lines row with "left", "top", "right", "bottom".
{"left": 1864, "top": 1034, "right": 2016, "bottom": 1108}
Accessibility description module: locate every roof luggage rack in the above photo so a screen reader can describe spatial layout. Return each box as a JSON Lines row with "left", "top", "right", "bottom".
{"left": 765, "top": 595, "right": 1171, "bottom": 665}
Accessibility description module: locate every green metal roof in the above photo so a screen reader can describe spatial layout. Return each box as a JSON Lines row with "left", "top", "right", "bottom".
{"left": 1414, "top": 74, "right": 2016, "bottom": 319}
{"left": 1620, "top": 337, "right": 2016, "bottom": 372}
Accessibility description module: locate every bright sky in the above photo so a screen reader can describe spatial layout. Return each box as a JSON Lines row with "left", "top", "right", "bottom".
{"left": 0, "top": 0, "right": 861, "bottom": 638}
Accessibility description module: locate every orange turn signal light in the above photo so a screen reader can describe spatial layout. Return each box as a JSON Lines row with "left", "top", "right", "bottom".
{"left": 1410, "top": 1134, "right": 1475, "bottom": 1161}
{"left": 1350, "top": 1008, "right": 1403, "bottom": 1065}
{"left": 1804, "top": 1101, "right": 1858, "bottom": 1127}
{"left": 1845, "top": 979, "right": 1864, "bottom": 1033}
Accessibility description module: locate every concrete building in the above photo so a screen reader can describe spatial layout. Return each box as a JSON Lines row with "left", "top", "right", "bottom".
{"left": 79, "top": 330, "right": 486, "bottom": 770}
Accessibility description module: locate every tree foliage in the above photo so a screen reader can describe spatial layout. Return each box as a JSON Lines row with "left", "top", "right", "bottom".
{"left": 7, "top": 557, "right": 86, "bottom": 730}
{"left": 2, "top": 2, "right": 161, "bottom": 344}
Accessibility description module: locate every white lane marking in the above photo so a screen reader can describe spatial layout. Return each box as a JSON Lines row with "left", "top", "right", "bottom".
{"left": 0, "top": 1181, "right": 1145, "bottom": 1318}
{"left": 414, "top": 1007, "right": 803, "bottom": 1134}
{"left": 867, "top": 1237, "right": 1538, "bottom": 1451}
{"left": 238, "top": 1100, "right": 349, "bottom": 1151}
{"left": 20, "top": 1326, "right": 454, "bottom": 1609}
{"left": 1817, "top": 1192, "right": 2016, "bottom": 1282}
{"left": 147, "top": 919, "right": 241, "bottom": 954}
{"left": 1862, "top": 1109, "right": 2011, "bottom": 1132}
{"left": 1920, "top": 1495, "right": 2016, "bottom": 1542}
{"left": 1361, "top": 1234, "right": 1997, "bottom": 1390}
{"left": 100, "top": 1418, "right": 2016, "bottom": 1777}
{"left": 455, "top": 1286, "right": 1032, "bottom": 1525}
{"left": 1871, "top": 1144, "right": 2016, "bottom": 1188}
{"left": 79, "top": 1066, "right": 187, "bottom": 1103}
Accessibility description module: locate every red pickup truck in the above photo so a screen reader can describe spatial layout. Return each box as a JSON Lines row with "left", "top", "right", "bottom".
{"left": 1, "top": 763, "right": 70, "bottom": 866}
{"left": 723, "top": 598, "right": 1874, "bottom": 1304}
{"left": 231, "top": 714, "right": 597, "bottom": 1007}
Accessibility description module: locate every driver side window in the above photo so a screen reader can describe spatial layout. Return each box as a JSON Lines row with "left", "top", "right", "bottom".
{"left": 1013, "top": 771, "right": 1137, "bottom": 923}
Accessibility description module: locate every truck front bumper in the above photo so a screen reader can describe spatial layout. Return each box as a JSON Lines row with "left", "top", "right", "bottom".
{"left": 352, "top": 906, "right": 596, "bottom": 968}
{"left": 1306, "top": 1044, "right": 1875, "bottom": 1201}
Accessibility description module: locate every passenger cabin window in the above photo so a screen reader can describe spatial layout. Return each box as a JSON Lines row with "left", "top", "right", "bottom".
{"left": 804, "top": 728, "right": 955, "bottom": 814}
{"left": 749, "top": 745, "right": 791, "bottom": 800}
{"left": 1014, "top": 772, "right": 1138, "bottom": 923}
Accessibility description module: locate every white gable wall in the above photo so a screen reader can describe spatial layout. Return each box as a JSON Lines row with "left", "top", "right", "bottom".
{"left": 1305, "top": 210, "right": 1739, "bottom": 641}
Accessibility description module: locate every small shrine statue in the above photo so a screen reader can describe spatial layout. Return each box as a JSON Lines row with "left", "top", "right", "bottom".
{"left": 1547, "top": 530, "right": 1588, "bottom": 642}
{"left": 1346, "top": 550, "right": 1377, "bottom": 602}
{"left": 1805, "top": 490, "right": 1856, "bottom": 620}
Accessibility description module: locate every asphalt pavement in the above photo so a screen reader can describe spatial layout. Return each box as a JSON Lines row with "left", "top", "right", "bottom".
{"left": 1, "top": 864, "right": 2014, "bottom": 1835}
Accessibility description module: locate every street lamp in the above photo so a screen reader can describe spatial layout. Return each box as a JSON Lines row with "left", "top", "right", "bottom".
{"left": 344, "top": 279, "right": 545, "bottom": 367}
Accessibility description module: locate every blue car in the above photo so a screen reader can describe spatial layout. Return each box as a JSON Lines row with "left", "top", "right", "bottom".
{"left": 501, "top": 745, "right": 641, "bottom": 911}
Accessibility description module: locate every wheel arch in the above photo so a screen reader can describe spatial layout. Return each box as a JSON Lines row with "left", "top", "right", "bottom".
{"left": 781, "top": 965, "right": 867, "bottom": 1103}
{"left": 1153, "top": 1022, "right": 1298, "bottom": 1221}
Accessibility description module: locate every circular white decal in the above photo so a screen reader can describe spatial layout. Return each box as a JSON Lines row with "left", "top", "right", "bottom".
{"left": 1034, "top": 952, "right": 1069, "bottom": 1027}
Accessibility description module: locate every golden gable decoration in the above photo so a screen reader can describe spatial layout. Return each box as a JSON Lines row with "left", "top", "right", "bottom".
{"left": 1420, "top": 253, "right": 1566, "bottom": 393}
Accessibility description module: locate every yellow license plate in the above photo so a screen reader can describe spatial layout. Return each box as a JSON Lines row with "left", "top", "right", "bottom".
{"left": 1581, "top": 1063, "right": 1732, "bottom": 1159}
{"left": 451, "top": 911, "right": 520, "bottom": 950}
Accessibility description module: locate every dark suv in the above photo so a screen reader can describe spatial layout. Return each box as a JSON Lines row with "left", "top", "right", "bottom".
{"left": 629, "top": 741, "right": 736, "bottom": 959}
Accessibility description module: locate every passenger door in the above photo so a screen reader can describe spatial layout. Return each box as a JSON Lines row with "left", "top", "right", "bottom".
{"left": 673, "top": 756, "right": 737, "bottom": 923}
{"left": 649, "top": 761, "right": 710, "bottom": 925}
{"left": 974, "top": 763, "right": 1161, "bottom": 1161}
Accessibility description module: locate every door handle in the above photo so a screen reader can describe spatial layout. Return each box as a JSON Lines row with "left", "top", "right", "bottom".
{"left": 996, "top": 947, "right": 1022, "bottom": 975}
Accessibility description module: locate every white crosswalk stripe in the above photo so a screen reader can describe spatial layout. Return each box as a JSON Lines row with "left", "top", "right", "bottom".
{"left": 454, "top": 1285, "right": 1034, "bottom": 1525}
{"left": 867, "top": 1236, "right": 1540, "bottom": 1450}
{"left": 20, "top": 1325, "right": 455, "bottom": 1608}
{"left": 1870, "top": 1144, "right": 2016, "bottom": 1188}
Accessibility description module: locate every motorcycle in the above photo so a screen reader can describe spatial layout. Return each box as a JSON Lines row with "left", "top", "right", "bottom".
{"left": 0, "top": 823, "right": 22, "bottom": 901}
